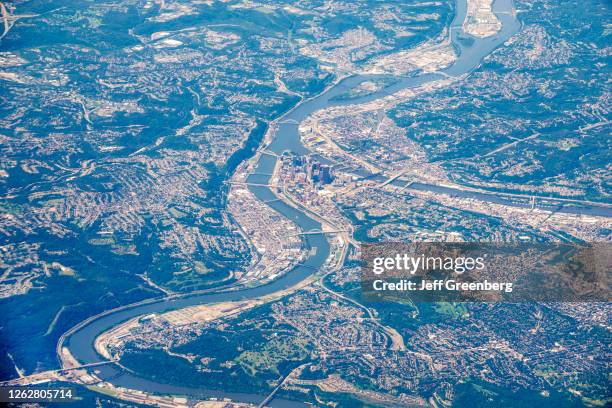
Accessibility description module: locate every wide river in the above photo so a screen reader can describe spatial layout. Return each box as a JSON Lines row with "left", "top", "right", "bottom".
{"left": 59, "top": 1, "right": 593, "bottom": 406}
